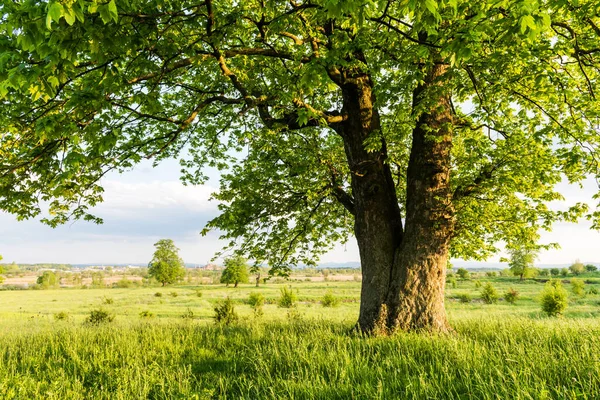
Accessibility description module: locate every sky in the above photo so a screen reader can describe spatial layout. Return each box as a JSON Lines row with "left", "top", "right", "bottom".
{"left": 0, "top": 159, "right": 599, "bottom": 266}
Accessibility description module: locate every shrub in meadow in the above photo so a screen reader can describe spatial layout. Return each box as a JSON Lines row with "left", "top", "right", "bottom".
{"left": 54, "top": 311, "right": 69, "bottom": 321}
{"left": 456, "top": 268, "right": 470, "bottom": 280}
{"left": 154, "top": 292, "right": 163, "bottom": 297}
{"left": 85, "top": 308, "right": 114, "bottom": 325}
{"left": 474, "top": 280, "right": 483, "bottom": 289}
{"left": 588, "top": 287, "right": 599, "bottom": 295}
{"left": 181, "top": 308, "right": 194, "bottom": 319}
{"left": 248, "top": 292, "right": 265, "bottom": 317}
{"left": 504, "top": 288, "right": 519, "bottom": 304}
{"left": 571, "top": 278, "right": 585, "bottom": 296}
{"left": 447, "top": 276, "right": 457, "bottom": 288}
{"left": 278, "top": 286, "right": 297, "bottom": 308}
{"left": 321, "top": 292, "right": 341, "bottom": 307}
{"left": 481, "top": 283, "right": 499, "bottom": 304}
{"left": 456, "top": 293, "right": 471, "bottom": 303}
{"left": 540, "top": 280, "right": 568, "bottom": 316}
{"left": 214, "top": 298, "right": 238, "bottom": 325}
{"left": 102, "top": 296, "right": 114, "bottom": 305}
{"left": 139, "top": 310, "right": 154, "bottom": 318}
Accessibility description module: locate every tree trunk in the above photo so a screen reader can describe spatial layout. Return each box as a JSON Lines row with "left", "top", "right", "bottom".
{"left": 336, "top": 67, "right": 403, "bottom": 333}
{"left": 335, "top": 54, "right": 454, "bottom": 333}
{"left": 234, "top": 281, "right": 238, "bottom": 288}
{"left": 255, "top": 273, "right": 260, "bottom": 287}
{"left": 386, "top": 62, "right": 454, "bottom": 333}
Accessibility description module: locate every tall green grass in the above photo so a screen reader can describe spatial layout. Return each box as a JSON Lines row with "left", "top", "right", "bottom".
{"left": 1, "top": 318, "right": 599, "bottom": 399}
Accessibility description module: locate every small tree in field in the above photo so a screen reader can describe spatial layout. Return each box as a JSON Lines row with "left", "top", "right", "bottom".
{"left": 569, "top": 260, "right": 585, "bottom": 276}
{"left": 585, "top": 264, "right": 598, "bottom": 273}
{"left": 456, "top": 268, "right": 470, "bottom": 280}
{"left": 148, "top": 239, "right": 186, "bottom": 286}
{"left": 505, "top": 245, "right": 538, "bottom": 281}
{"left": 560, "top": 268, "right": 569, "bottom": 277}
{"left": 37, "top": 271, "right": 58, "bottom": 289}
{"left": 220, "top": 256, "right": 249, "bottom": 288}
{"left": 550, "top": 268, "right": 560, "bottom": 277}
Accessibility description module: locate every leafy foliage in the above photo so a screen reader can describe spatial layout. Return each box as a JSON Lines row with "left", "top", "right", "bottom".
{"left": 278, "top": 286, "right": 297, "bottom": 308}
{"left": 571, "top": 278, "right": 585, "bottom": 297}
{"left": 36, "top": 271, "right": 58, "bottom": 289}
{"left": 504, "top": 288, "right": 520, "bottom": 304}
{"left": 85, "top": 308, "right": 114, "bottom": 325}
{"left": 220, "top": 256, "right": 249, "bottom": 287}
{"left": 505, "top": 246, "right": 538, "bottom": 279}
{"left": 321, "top": 292, "right": 341, "bottom": 308}
{"left": 540, "top": 280, "right": 569, "bottom": 316}
{"left": 569, "top": 260, "right": 585, "bottom": 276}
{"left": 0, "top": 0, "right": 598, "bottom": 274}
{"left": 456, "top": 268, "right": 470, "bottom": 280}
{"left": 148, "top": 239, "right": 185, "bottom": 286}
{"left": 481, "top": 283, "right": 499, "bottom": 304}
{"left": 213, "top": 298, "right": 238, "bottom": 325}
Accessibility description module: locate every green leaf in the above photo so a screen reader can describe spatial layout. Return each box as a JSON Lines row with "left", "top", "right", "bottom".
{"left": 46, "top": 2, "right": 63, "bottom": 29}
{"left": 108, "top": 0, "right": 119, "bottom": 22}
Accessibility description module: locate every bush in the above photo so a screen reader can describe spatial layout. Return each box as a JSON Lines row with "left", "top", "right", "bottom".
{"left": 588, "top": 287, "right": 599, "bottom": 295}
{"left": 181, "top": 308, "right": 194, "bottom": 319}
{"left": 214, "top": 298, "right": 238, "bottom": 325}
{"left": 474, "top": 280, "right": 482, "bottom": 289}
{"left": 447, "top": 277, "right": 457, "bottom": 288}
{"left": 278, "top": 286, "right": 297, "bottom": 308}
{"left": 36, "top": 271, "right": 58, "bottom": 289}
{"left": 585, "top": 264, "right": 598, "bottom": 273}
{"left": 571, "top": 278, "right": 585, "bottom": 296}
{"left": 54, "top": 311, "right": 69, "bottom": 321}
{"left": 102, "top": 296, "right": 114, "bottom": 305}
{"left": 139, "top": 310, "right": 154, "bottom": 318}
{"left": 538, "top": 269, "right": 549, "bottom": 277}
{"left": 195, "top": 289, "right": 203, "bottom": 298}
{"left": 456, "top": 268, "right": 470, "bottom": 279}
{"left": 169, "top": 291, "right": 178, "bottom": 297}
{"left": 540, "top": 280, "right": 568, "bottom": 316}
{"left": 485, "top": 271, "right": 497, "bottom": 277}
{"left": 321, "top": 292, "right": 341, "bottom": 307}
{"left": 481, "top": 283, "right": 499, "bottom": 304}
{"left": 504, "top": 288, "right": 520, "bottom": 304}
{"left": 550, "top": 268, "right": 560, "bottom": 276}
{"left": 85, "top": 308, "right": 114, "bottom": 325}
{"left": 115, "top": 277, "right": 133, "bottom": 288}
{"left": 560, "top": 268, "right": 569, "bottom": 277}
{"left": 456, "top": 293, "right": 471, "bottom": 303}
{"left": 248, "top": 292, "right": 265, "bottom": 308}
{"left": 154, "top": 292, "right": 163, "bottom": 297}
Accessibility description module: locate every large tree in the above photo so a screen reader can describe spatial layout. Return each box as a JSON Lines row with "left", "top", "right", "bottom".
{"left": 148, "top": 239, "right": 186, "bottom": 286}
{"left": 220, "top": 255, "right": 249, "bottom": 287}
{"left": 1, "top": 0, "right": 598, "bottom": 333}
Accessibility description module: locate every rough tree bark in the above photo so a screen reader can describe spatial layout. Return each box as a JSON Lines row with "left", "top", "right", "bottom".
{"left": 386, "top": 62, "right": 454, "bottom": 332}
{"left": 337, "top": 60, "right": 454, "bottom": 333}
{"left": 334, "top": 64, "right": 404, "bottom": 333}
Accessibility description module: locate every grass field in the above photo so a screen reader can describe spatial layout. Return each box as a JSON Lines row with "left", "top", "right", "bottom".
{"left": 2, "top": 276, "right": 600, "bottom": 398}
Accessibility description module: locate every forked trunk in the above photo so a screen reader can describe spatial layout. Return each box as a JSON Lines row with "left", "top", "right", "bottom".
{"left": 336, "top": 58, "right": 454, "bottom": 334}
{"left": 387, "top": 63, "right": 454, "bottom": 332}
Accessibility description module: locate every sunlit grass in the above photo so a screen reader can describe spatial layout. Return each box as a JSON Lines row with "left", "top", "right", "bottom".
{"left": 1, "top": 278, "right": 600, "bottom": 398}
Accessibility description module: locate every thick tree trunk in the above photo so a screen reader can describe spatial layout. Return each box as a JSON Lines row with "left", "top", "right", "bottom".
{"left": 335, "top": 54, "right": 454, "bottom": 334}
{"left": 386, "top": 63, "right": 454, "bottom": 333}
{"left": 336, "top": 70, "right": 403, "bottom": 333}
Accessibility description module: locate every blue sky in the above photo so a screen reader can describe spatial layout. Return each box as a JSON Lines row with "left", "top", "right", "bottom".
{"left": 0, "top": 159, "right": 599, "bottom": 265}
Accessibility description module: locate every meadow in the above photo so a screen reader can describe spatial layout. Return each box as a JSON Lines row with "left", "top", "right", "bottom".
{"left": 2, "top": 275, "right": 600, "bottom": 399}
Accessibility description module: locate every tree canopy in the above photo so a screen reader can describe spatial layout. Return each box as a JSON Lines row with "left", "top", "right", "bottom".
{"left": 1, "top": 0, "right": 599, "bottom": 332}
{"left": 148, "top": 239, "right": 185, "bottom": 286}
{"left": 220, "top": 255, "right": 249, "bottom": 287}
